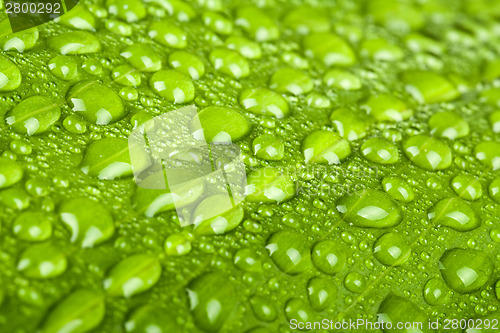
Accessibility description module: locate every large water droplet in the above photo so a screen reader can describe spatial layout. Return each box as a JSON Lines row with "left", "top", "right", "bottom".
{"left": 440, "top": 249, "right": 493, "bottom": 293}
{"left": 428, "top": 197, "right": 479, "bottom": 231}
{"left": 373, "top": 232, "right": 411, "bottom": 266}
{"left": 6, "top": 96, "right": 61, "bottom": 135}
{"left": 187, "top": 273, "right": 236, "bottom": 332}
{"left": 403, "top": 135, "right": 452, "bottom": 171}
{"left": 67, "top": 81, "right": 126, "bottom": 125}
{"left": 337, "top": 189, "right": 403, "bottom": 228}
{"left": 59, "top": 197, "right": 115, "bottom": 248}
{"left": 103, "top": 254, "right": 162, "bottom": 298}
{"left": 266, "top": 230, "right": 311, "bottom": 275}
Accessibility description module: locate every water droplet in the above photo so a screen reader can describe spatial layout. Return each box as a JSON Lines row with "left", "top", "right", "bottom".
{"left": 121, "top": 44, "right": 162, "bottom": 72}
{"left": 306, "top": 92, "right": 331, "bottom": 109}
{"left": 13, "top": 211, "right": 52, "bottom": 242}
{"left": 193, "top": 105, "right": 250, "bottom": 142}
{"left": 150, "top": 69, "right": 194, "bottom": 103}
{"left": 403, "top": 135, "right": 452, "bottom": 171}
{"left": 283, "top": 5, "right": 330, "bottom": 34}
{"left": 307, "top": 276, "right": 337, "bottom": 311}
{"left": 252, "top": 134, "right": 284, "bottom": 161}
{"left": 168, "top": 50, "right": 205, "bottom": 79}
{"left": 311, "top": 240, "right": 346, "bottom": 276}
{"left": 63, "top": 115, "right": 87, "bottom": 134}
{"left": 284, "top": 298, "right": 318, "bottom": 324}
{"left": 125, "top": 305, "right": 179, "bottom": 333}
{"left": 10, "top": 139, "right": 32, "bottom": 155}
{"left": 6, "top": 96, "right": 61, "bottom": 135}
{"left": 41, "top": 289, "right": 105, "bottom": 333}
{"left": 48, "top": 31, "right": 100, "bottom": 54}
{"left": 59, "top": 197, "right": 115, "bottom": 247}
{"left": 82, "top": 58, "right": 103, "bottom": 76}
{"left": 104, "top": 254, "right": 162, "bottom": 297}
{"left": 17, "top": 285, "right": 44, "bottom": 307}
{"left": 324, "top": 69, "right": 362, "bottom": 90}
{"left": 489, "top": 178, "right": 500, "bottom": 203}
{"left": 282, "top": 51, "right": 309, "bottom": 69}
{"left": 67, "top": 81, "right": 126, "bottom": 125}
{"left": 303, "top": 33, "right": 356, "bottom": 67}
{"left": 149, "top": 20, "right": 187, "bottom": 48}
{"left": 302, "top": 130, "right": 351, "bottom": 164}
{"left": 25, "top": 178, "right": 49, "bottom": 197}
{"left": 330, "top": 108, "right": 372, "bottom": 141}
{"left": 337, "top": 189, "right": 403, "bottom": 228}
{"left": 242, "top": 219, "right": 261, "bottom": 234}
{"left": 361, "top": 38, "right": 404, "bottom": 61}
{"left": 82, "top": 137, "right": 143, "bottom": 180}
{"left": 404, "top": 32, "right": 444, "bottom": 54}
{"left": 480, "top": 87, "right": 500, "bottom": 107}
{"left": 226, "top": 36, "right": 261, "bottom": 59}
{"left": 361, "top": 137, "right": 399, "bottom": 164}
{"left": 234, "top": 248, "right": 262, "bottom": 272}
{"left": 266, "top": 230, "right": 311, "bottom": 274}
{"left": 363, "top": 94, "right": 412, "bottom": 122}
{"left": 0, "top": 157, "right": 23, "bottom": 189}
{"left": 429, "top": 111, "right": 469, "bottom": 139}
{"left": 451, "top": 175, "right": 482, "bottom": 200}
{"left": 402, "top": 71, "right": 459, "bottom": 104}
{"left": 240, "top": 87, "right": 290, "bottom": 118}
{"left": 193, "top": 195, "right": 244, "bottom": 235}
{"left": 108, "top": 0, "right": 146, "bottom": 22}
{"left": 474, "top": 141, "right": 500, "bottom": 170}
{"left": 112, "top": 65, "right": 141, "bottom": 86}
{"left": 270, "top": 67, "right": 313, "bottom": 95}
{"left": 344, "top": 272, "right": 366, "bottom": 293}
{"left": 48, "top": 55, "right": 78, "bottom": 81}
{"left": 489, "top": 110, "right": 500, "bottom": 133}
{"left": 490, "top": 228, "right": 500, "bottom": 242}
{"left": 0, "top": 28, "right": 38, "bottom": 52}
{"left": 249, "top": 295, "right": 276, "bottom": 322}
{"left": 373, "top": 232, "right": 411, "bottom": 266}
{"left": 377, "top": 294, "right": 429, "bottom": 330}
{"left": 106, "top": 19, "right": 133, "bottom": 36}
{"left": 423, "top": 278, "right": 450, "bottom": 305}
{"left": 235, "top": 6, "right": 280, "bottom": 41}
{"left": 0, "top": 188, "right": 30, "bottom": 210}
{"left": 17, "top": 242, "right": 67, "bottom": 279}
{"left": 0, "top": 55, "right": 22, "bottom": 91}
{"left": 118, "top": 88, "right": 137, "bottom": 102}
{"left": 132, "top": 171, "right": 205, "bottom": 217}
{"left": 382, "top": 176, "right": 415, "bottom": 202}
{"left": 202, "top": 11, "right": 233, "bottom": 35}
{"left": 164, "top": 0, "right": 196, "bottom": 21}
{"left": 369, "top": 0, "right": 425, "bottom": 31}
{"left": 57, "top": 5, "right": 97, "bottom": 31}
{"left": 209, "top": 48, "right": 249, "bottom": 78}
{"left": 164, "top": 232, "right": 192, "bottom": 256}
{"left": 187, "top": 273, "right": 236, "bottom": 332}
{"left": 245, "top": 167, "right": 295, "bottom": 203}
{"left": 440, "top": 249, "right": 493, "bottom": 293}
{"left": 428, "top": 197, "right": 479, "bottom": 232}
